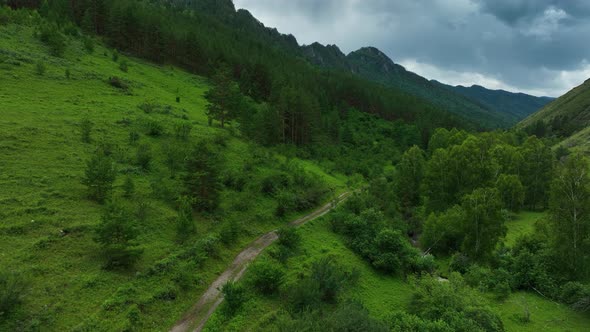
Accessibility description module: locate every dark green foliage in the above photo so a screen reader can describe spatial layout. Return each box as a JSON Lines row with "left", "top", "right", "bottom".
{"left": 35, "top": 60, "right": 45, "bottom": 75}
{"left": 94, "top": 202, "right": 142, "bottom": 269}
{"left": 422, "top": 206, "right": 465, "bottom": 255}
{"left": 112, "top": 49, "right": 119, "bottom": 62}
{"left": 324, "top": 301, "right": 389, "bottom": 332}
{"left": 119, "top": 59, "right": 128, "bottom": 72}
{"left": 135, "top": 143, "right": 151, "bottom": 171}
{"left": 184, "top": 141, "right": 222, "bottom": 212}
{"left": 219, "top": 220, "right": 239, "bottom": 245}
{"left": 82, "top": 150, "right": 116, "bottom": 203}
{"left": 495, "top": 174, "right": 525, "bottom": 212}
{"left": 205, "top": 64, "right": 240, "bottom": 128}
{"left": 38, "top": 23, "right": 66, "bottom": 56}
{"left": 143, "top": 119, "right": 164, "bottom": 137}
{"left": 128, "top": 130, "right": 140, "bottom": 145}
{"left": 520, "top": 136, "right": 553, "bottom": 209}
{"left": 548, "top": 153, "right": 590, "bottom": 280}
{"left": 460, "top": 188, "right": 505, "bottom": 261}
{"left": 108, "top": 76, "right": 129, "bottom": 91}
{"left": 0, "top": 270, "right": 27, "bottom": 316}
{"left": 83, "top": 36, "right": 94, "bottom": 53}
{"left": 372, "top": 229, "right": 419, "bottom": 274}
{"left": 409, "top": 274, "right": 505, "bottom": 332}
{"left": 394, "top": 145, "right": 426, "bottom": 219}
{"left": 65, "top": 67, "right": 70, "bottom": 79}
{"left": 277, "top": 227, "right": 301, "bottom": 250}
{"left": 175, "top": 196, "right": 195, "bottom": 242}
{"left": 173, "top": 121, "right": 192, "bottom": 140}
{"left": 387, "top": 311, "right": 453, "bottom": 332}
{"left": 122, "top": 175, "right": 134, "bottom": 198}
{"left": 310, "top": 257, "right": 357, "bottom": 303}
{"left": 80, "top": 116, "right": 93, "bottom": 143}
{"left": 249, "top": 259, "right": 285, "bottom": 295}
{"left": 221, "top": 281, "right": 247, "bottom": 316}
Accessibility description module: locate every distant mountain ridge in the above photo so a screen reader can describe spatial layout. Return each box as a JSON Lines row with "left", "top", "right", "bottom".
{"left": 436, "top": 82, "right": 554, "bottom": 124}
{"left": 300, "top": 42, "right": 551, "bottom": 128}
{"left": 173, "top": 0, "right": 551, "bottom": 129}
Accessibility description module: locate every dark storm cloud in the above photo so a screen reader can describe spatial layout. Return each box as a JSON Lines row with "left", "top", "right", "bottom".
{"left": 234, "top": 0, "right": 590, "bottom": 96}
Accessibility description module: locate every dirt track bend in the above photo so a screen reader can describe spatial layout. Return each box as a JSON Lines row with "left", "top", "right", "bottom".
{"left": 170, "top": 192, "right": 352, "bottom": 332}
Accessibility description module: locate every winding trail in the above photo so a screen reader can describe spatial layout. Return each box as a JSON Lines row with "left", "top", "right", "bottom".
{"left": 170, "top": 192, "right": 352, "bottom": 332}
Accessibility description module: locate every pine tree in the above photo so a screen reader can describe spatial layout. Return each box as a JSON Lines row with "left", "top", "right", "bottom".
{"left": 184, "top": 141, "right": 222, "bottom": 212}
{"left": 205, "top": 65, "right": 240, "bottom": 128}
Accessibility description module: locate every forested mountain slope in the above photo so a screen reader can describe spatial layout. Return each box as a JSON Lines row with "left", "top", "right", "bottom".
{"left": 435, "top": 82, "right": 553, "bottom": 123}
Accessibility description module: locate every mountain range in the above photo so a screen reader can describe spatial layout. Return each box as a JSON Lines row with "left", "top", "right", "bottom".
{"left": 301, "top": 42, "right": 553, "bottom": 128}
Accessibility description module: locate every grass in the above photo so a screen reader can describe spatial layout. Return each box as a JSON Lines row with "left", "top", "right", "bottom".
{"left": 0, "top": 23, "right": 345, "bottom": 331}
{"left": 504, "top": 211, "right": 546, "bottom": 246}
{"left": 495, "top": 292, "right": 590, "bottom": 332}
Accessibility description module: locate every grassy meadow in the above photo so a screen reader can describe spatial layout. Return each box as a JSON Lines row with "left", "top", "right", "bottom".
{"left": 0, "top": 23, "right": 346, "bottom": 331}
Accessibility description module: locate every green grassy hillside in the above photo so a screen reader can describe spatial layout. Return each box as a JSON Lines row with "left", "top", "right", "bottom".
{"left": 0, "top": 23, "right": 346, "bottom": 331}
{"left": 519, "top": 79, "right": 590, "bottom": 154}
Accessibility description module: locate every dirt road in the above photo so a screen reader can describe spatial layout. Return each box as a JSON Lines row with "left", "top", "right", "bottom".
{"left": 170, "top": 192, "right": 351, "bottom": 332}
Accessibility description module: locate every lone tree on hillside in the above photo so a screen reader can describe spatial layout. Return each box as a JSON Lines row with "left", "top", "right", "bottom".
{"left": 82, "top": 150, "right": 116, "bottom": 203}
{"left": 94, "top": 202, "right": 142, "bottom": 269}
{"left": 205, "top": 64, "right": 241, "bottom": 128}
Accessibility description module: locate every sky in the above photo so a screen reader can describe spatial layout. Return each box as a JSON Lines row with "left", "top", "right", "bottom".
{"left": 233, "top": 0, "right": 590, "bottom": 97}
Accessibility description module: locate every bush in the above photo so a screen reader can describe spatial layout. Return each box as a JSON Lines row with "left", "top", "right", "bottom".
{"left": 249, "top": 260, "right": 285, "bottom": 295}
{"left": 94, "top": 202, "right": 143, "bottom": 269}
{"left": 311, "top": 257, "right": 355, "bottom": 303}
{"left": 119, "top": 60, "right": 128, "bottom": 73}
{"left": 277, "top": 227, "right": 301, "bottom": 250}
{"left": 112, "top": 49, "right": 119, "bottom": 62}
{"left": 80, "top": 117, "right": 93, "bottom": 143}
{"left": 287, "top": 278, "right": 322, "bottom": 313}
{"left": 135, "top": 143, "right": 152, "bottom": 171}
{"left": 39, "top": 24, "right": 66, "bottom": 56}
{"left": 122, "top": 176, "right": 135, "bottom": 198}
{"left": 144, "top": 119, "right": 165, "bottom": 137}
{"left": 82, "top": 150, "right": 116, "bottom": 203}
{"left": 83, "top": 36, "right": 94, "bottom": 53}
{"left": 221, "top": 281, "right": 247, "bottom": 316}
{"left": 108, "top": 76, "right": 129, "bottom": 91}
{"left": 173, "top": 121, "right": 192, "bottom": 140}
{"left": 35, "top": 60, "right": 46, "bottom": 75}
{"left": 410, "top": 274, "right": 505, "bottom": 332}
{"left": 176, "top": 196, "right": 195, "bottom": 242}
{"left": 219, "top": 220, "right": 239, "bottom": 245}
{"left": 0, "top": 270, "right": 27, "bottom": 316}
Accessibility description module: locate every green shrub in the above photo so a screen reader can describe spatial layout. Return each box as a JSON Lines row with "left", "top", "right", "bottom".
{"left": 39, "top": 24, "right": 66, "bottom": 56}
{"left": 249, "top": 260, "right": 285, "bottom": 296}
{"left": 277, "top": 227, "right": 301, "bottom": 250}
{"left": 221, "top": 281, "right": 247, "bottom": 316}
{"left": 81, "top": 150, "right": 116, "bottom": 203}
{"left": 122, "top": 175, "right": 135, "bottom": 198}
{"left": 173, "top": 121, "right": 192, "bottom": 140}
{"left": 176, "top": 196, "right": 195, "bottom": 242}
{"left": 144, "top": 119, "right": 165, "bottom": 137}
{"left": 94, "top": 202, "right": 143, "bottom": 269}
{"left": 80, "top": 117, "right": 93, "bottom": 143}
{"left": 135, "top": 143, "right": 152, "bottom": 171}
{"left": 219, "top": 220, "right": 239, "bottom": 245}
{"left": 83, "top": 36, "right": 94, "bottom": 53}
{"left": 112, "top": 49, "right": 119, "bottom": 62}
{"left": 0, "top": 270, "right": 27, "bottom": 316}
{"left": 119, "top": 60, "right": 128, "bottom": 73}
{"left": 35, "top": 60, "right": 46, "bottom": 75}
{"left": 108, "top": 76, "right": 129, "bottom": 91}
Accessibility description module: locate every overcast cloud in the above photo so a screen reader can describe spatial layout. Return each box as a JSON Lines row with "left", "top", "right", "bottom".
{"left": 234, "top": 0, "right": 590, "bottom": 97}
